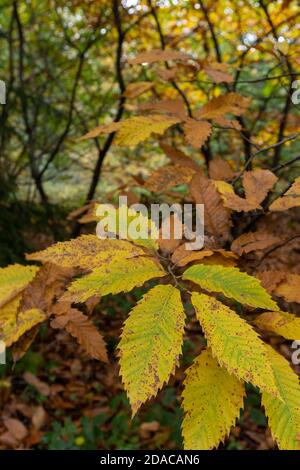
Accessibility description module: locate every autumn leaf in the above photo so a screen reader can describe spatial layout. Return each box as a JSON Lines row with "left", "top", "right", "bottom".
{"left": 254, "top": 311, "right": 300, "bottom": 340}
{"left": 190, "top": 172, "right": 232, "bottom": 241}
{"left": 183, "top": 118, "right": 212, "bottom": 148}
{"left": 51, "top": 307, "right": 108, "bottom": 362}
{"left": 123, "top": 81, "right": 153, "bottom": 99}
{"left": 144, "top": 164, "right": 195, "bottom": 192}
{"left": 114, "top": 115, "right": 180, "bottom": 147}
{"left": 209, "top": 158, "right": 235, "bottom": 181}
{"left": 261, "top": 346, "right": 300, "bottom": 450}
{"left": 203, "top": 61, "right": 234, "bottom": 84}
{"left": 64, "top": 257, "right": 166, "bottom": 303}
{"left": 78, "top": 122, "right": 122, "bottom": 141}
{"left": 171, "top": 244, "right": 237, "bottom": 267}
{"left": 243, "top": 169, "right": 278, "bottom": 205}
{"left": 184, "top": 264, "right": 279, "bottom": 310}
{"left": 27, "top": 235, "right": 145, "bottom": 270}
{"left": 140, "top": 99, "right": 187, "bottom": 120}
{"left": 160, "top": 143, "right": 199, "bottom": 170}
{"left": 256, "top": 271, "right": 300, "bottom": 304}
{"left": 191, "top": 293, "right": 280, "bottom": 397}
{"left": 128, "top": 49, "right": 191, "bottom": 64}
{"left": 231, "top": 231, "right": 280, "bottom": 256}
{"left": 219, "top": 170, "right": 278, "bottom": 212}
{"left": 119, "top": 285, "right": 185, "bottom": 415}
{"left": 195, "top": 93, "right": 250, "bottom": 120}
{"left": 182, "top": 349, "right": 244, "bottom": 449}
{"left": 0, "top": 264, "right": 39, "bottom": 309}
{"left": 269, "top": 176, "right": 300, "bottom": 211}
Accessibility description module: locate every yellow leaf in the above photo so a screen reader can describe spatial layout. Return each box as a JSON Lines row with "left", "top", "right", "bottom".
{"left": 191, "top": 293, "right": 280, "bottom": 397}
{"left": 1, "top": 308, "right": 46, "bottom": 347}
{"left": 254, "top": 311, "right": 300, "bottom": 340}
{"left": 182, "top": 349, "right": 245, "bottom": 449}
{"left": 65, "top": 257, "right": 166, "bottom": 303}
{"left": 119, "top": 284, "right": 185, "bottom": 415}
{"left": 27, "top": 235, "right": 145, "bottom": 270}
{"left": 78, "top": 122, "right": 121, "bottom": 141}
{"left": 183, "top": 264, "right": 279, "bottom": 310}
{"left": 114, "top": 115, "right": 180, "bottom": 147}
{"left": 0, "top": 264, "right": 39, "bottom": 309}
{"left": 262, "top": 345, "right": 300, "bottom": 450}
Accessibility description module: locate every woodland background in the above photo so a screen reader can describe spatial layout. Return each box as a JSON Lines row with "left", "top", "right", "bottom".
{"left": 0, "top": 0, "right": 300, "bottom": 450}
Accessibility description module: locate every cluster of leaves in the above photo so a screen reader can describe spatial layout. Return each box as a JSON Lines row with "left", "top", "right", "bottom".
{"left": 1, "top": 176, "right": 300, "bottom": 449}
{"left": 1, "top": 40, "right": 300, "bottom": 450}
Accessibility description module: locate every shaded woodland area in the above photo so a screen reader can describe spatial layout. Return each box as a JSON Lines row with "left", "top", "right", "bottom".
{"left": 0, "top": 0, "right": 300, "bottom": 451}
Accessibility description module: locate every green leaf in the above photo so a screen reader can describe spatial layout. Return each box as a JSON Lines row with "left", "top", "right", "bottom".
{"left": 183, "top": 264, "right": 278, "bottom": 310}
{"left": 119, "top": 284, "right": 185, "bottom": 415}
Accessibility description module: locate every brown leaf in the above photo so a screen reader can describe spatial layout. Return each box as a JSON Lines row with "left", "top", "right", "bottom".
{"left": 243, "top": 169, "right": 278, "bottom": 205}
{"left": 171, "top": 246, "right": 214, "bottom": 266}
{"left": 274, "top": 273, "right": 300, "bottom": 304}
{"left": 256, "top": 271, "right": 287, "bottom": 293}
{"left": 3, "top": 418, "right": 28, "bottom": 441}
{"left": 195, "top": 93, "right": 250, "bottom": 120}
{"left": 128, "top": 49, "right": 191, "bottom": 65}
{"left": 23, "top": 372, "right": 51, "bottom": 396}
{"left": 51, "top": 308, "right": 108, "bottom": 362}
{"left": 32, "top": 406, "right": 47, "bottom": 430}
{"left": 140, "top": 99, "right": 186, "bottom": 120}
{"left": 144, "top": 164, "right": 195, "bottom": 192}
{"left": 183, "top": 118, "right": 212, "bottom": 148}
{"left": 231, "top": 232, "right": 281, "bottom": 256}
{"left": 156, "top": 68, "right": 177, "bottom": 80}
{"left": 190, "top": 172, "right": 232, "bottom": 241}
{"left": 257, "top": 271, "right": 300, "bottom": 304}
{"left": 19, "top": 263, "right": 75, "bottom": 314}
{"left": 203, "top": 61, "right": 233, "bottom": 83}
{"left": 123, "top": 81, "right": 153, "bottom": 99}
{"left": 213, "top": 116, "right": 242, "bottom": 130}
{"left": 12, "top": 325, "right": 40, "bottom": 362}
{"left": 209, "top": 158, "right": 235, "bottom": 181}
{"left": 219, "top": 170, "right": 277, "bottom": 212}
{"left": 0, "top": 431, "right": 19, "bottom": 447}
{"left": 160, "top": 143, "right": 199, "bottom": 170}
{"left": 269, "top": 176, "right": 300, "bottom": 211}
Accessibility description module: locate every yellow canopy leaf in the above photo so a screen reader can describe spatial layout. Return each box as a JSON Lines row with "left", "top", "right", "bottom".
{"left": 182, "top": 348, "right": 245, "bottom": 449}
{"left": 191, "top": 293, "right": 279, "bottom": 397}
{"left": 65, "top": 256, "right": 166, "bottom": 302}
{"left": 262, "top": 345, "right": 300, "bottom": 450}
{"left": 119, "top": 284, "right": 185, "bottom": 415}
